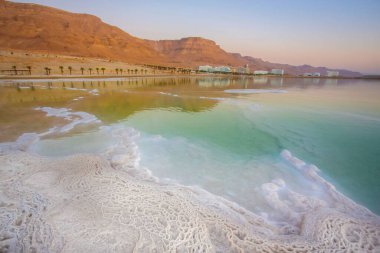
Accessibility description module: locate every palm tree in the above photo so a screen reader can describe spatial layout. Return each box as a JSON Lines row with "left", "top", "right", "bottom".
{"left": 115, "top": 68, "right": 119, "bottom": 75}
{"left": 96, "top": 68, "right": 99, "bottom": 75}
{"left": 12, "top": 65, "right": 17, "bottom": 75}
{"left": 88, "top": 68, "right": 93, "bottom": 75}
{"left": 59, "top": 66, "right": 64, "bottom": 75}
{"left": 140, "top": 69, "right": 144, "bottom": 75}
{"left": 101, "top": 67, "right": 105, "bottom": 75}
{"left": 44, "top": 67, "right": 50, "bottom": 75}
{"left": 145, "top": 69, "right": 147, "bottom": 75}
{"left": 26, "top": 66, "right": 32, "bottom": 75}
{"left": 68, "top": 66, "right": 72, "bottom": 75}
{"left": 127, "top": 69, "right": 130, "bottom": 75}
{"left": 120, "top": 69, "right": 123, "bottom": 75}
{"left": 134, "top": 69, "right": 138, "bottom": 74}
{"left": 80, "top": 67, "right": 85, "bottom": 75}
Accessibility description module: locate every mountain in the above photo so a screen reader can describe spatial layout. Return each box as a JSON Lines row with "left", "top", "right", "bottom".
{"left": 0, "top": 0, "right": 166, "bottom": 64}
{"left": 145, "top": 37, "right": 245, "bottom": 67}
{"left": 0, "top": 0, "right": 361, "bottom": 77}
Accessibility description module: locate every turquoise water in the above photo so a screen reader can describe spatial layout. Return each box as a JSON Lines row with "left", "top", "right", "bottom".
{"left": 123, "top": 91, "right": 380, "bottom": 214}
{"left": 1, "top": 77, "right": 380, "bottom": 215}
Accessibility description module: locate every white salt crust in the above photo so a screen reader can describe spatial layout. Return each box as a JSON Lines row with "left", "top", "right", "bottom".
{"left": 1, "top": 136, "right": 379, "bottom": 252}
{"left": 35, "top": 107, "right": 101, "bottom": 135}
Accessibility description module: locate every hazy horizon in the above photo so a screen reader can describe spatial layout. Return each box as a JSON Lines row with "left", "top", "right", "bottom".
{"left": 11, "top": 0, "right": 380, "bottom": 74}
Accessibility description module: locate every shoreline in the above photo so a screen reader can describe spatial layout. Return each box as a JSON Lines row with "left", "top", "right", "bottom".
{"left": 1, "top": 101, "right": 380, "bottom": 251}
{"left": 0, "top": 74, "right": 372, "bottom": 81}
{"left": 1, "top": 135, "right": 379, "bottom": 252}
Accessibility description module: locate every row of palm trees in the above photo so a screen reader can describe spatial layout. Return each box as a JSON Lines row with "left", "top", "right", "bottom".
{"left": 9, "top": 65, "right": 192, "bottom": 76}
{"left": 9, "top": 65, "right": 32, "bottom": 75}
{"left": 144, "top": 64, "right": 193, "bottom": 74}
{"left": 54, "top": 66, "right": 149, "bottom": 76}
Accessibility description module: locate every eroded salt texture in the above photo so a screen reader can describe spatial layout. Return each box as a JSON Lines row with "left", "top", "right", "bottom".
{"left": 1, "top": 131, "right": 379, "bottom": 252}
{"left": 35, "top": 107, "right": 101, "bottom": 135}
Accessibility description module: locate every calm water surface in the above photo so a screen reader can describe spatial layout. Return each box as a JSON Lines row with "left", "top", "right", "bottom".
{"left": 1, "top": 77, "right": 379, "bottom": 214}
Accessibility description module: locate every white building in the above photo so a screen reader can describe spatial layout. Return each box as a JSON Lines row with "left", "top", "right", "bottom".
{"left": 313, "top": 72, "right": 321, "bottom": 77}
{"left": 198, "top": 65, "right": 214, "bottom": 72}
{"left": 214, "top": 66, "right": 231, "bottom": 73}
{"left": 198, "top": 65, "right": 231, "bottom": 73}
{"left": 270, "top": 69, "right": 284, "bottom": 75}
{"left": 327, "top": 71, "right": 339, "bottom": 77}
{"left": 254, "top": 70, "right": 269, "bottom": 75}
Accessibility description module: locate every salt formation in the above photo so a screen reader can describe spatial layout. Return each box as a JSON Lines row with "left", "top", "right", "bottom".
{"left": 35, "top": 107, "right": 101, "bottom": 135}
{"left": 1, "top": 136, "right": 379, "bottom": 252}
{"left": 159, "top": 92, "right": 179, "bottom": 97}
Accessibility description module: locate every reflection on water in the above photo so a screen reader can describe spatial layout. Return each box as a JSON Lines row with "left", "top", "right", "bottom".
{"left": 1, "top": 76, "right": 380, "bottom": 214}
{"left": 0, "top": 76, "right": 378, "bottom": 142}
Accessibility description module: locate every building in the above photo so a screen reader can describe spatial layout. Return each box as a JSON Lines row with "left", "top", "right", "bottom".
{"left": 326, "top": 70, "right": 339, "bottom": 77}
{"left": 270, "top": 69, "right": 284, "bottom": 75}
{"left": 254, "top": 70, "right": 269, "bottom": 75}
{"left": 244, "top": 64, "right": 250, "bottom": 74}
{"left": 214, "top": 66, "right": 231, "bottom": 73}
{"left": 236, "top": 67, "right": 247, "bottom": 74}
{"left": 198, "top": 65, "right": 231, "bottom": 73}
{"left": 236, "top": 64, "right": 250, "bottom": 74}
{"left": 313, "top": 72, "right": 321, "bottom": 77}
{"left": 198, "top": 65, "right": 214, "bottom": 72}
{"left": 303, "top": 73, "right": 313, "bottom": 77}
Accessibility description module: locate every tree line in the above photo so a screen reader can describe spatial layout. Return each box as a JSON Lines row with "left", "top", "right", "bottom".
{"left": 5, "top": 66, "right": 153, "bottom": 76}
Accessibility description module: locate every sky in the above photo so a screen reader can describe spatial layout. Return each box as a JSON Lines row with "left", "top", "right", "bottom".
{"left": 12, "top": 0, "right": 380, "bottom": 74}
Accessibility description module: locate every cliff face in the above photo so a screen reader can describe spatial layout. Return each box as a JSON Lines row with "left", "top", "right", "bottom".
{"left": 0, "top": 1, "right": 361, "bottom": 76}
{"left": 0, "top": 0, "right": 165, "bottom": 63}
{"left": 145, "top": 37, "right": 245, "bottom": 66}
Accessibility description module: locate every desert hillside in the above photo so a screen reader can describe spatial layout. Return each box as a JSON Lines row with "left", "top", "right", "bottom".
{"left": 0, "top": 0, "right": 165, "bottom": 64}
{"left": 0, "top": 0, "right": 361, "bottom": 76}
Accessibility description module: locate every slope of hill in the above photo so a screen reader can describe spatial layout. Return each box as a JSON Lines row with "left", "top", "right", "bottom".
{"left": 145, "top": 37, "right": 245, "bottom": 67}
{"left": 0, "top": 0, "right": 361, "bottom": 77}
{"left": 0, "top": 0, "right": 165, "bottom": 64}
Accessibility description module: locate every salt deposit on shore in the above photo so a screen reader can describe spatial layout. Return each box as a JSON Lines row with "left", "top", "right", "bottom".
{"left": 0, "top": 146, "right": 379, "bottom": 252}
{"left": 0, "top": 106, "right": 379, "bottom": 252}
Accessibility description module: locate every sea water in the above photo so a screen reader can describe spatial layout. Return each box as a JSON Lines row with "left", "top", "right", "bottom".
{"left": 1, "top": 77, "right": 379, "bottom": 217}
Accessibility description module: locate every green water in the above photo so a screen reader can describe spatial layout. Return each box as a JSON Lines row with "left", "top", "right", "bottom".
{"left": 1, "top": 77, "right": 379, "bottom": 214}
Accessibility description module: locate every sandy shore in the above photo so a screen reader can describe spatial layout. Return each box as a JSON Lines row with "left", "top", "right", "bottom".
{"left": 0, "top": 131, "right": 379, "bottom": 252}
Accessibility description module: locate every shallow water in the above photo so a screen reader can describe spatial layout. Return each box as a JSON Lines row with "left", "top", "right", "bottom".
{"left": 1, "top": 76, "right": 380, "bottom": 216}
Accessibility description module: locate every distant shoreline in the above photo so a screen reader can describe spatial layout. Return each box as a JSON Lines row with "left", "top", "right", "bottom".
{"left": 0, "top": 74, "right": 374, "bottom": 82}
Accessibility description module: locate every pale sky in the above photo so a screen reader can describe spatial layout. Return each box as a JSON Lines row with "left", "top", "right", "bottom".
{"left": 12, "top": 0, "right": 380, "bottom": 74}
